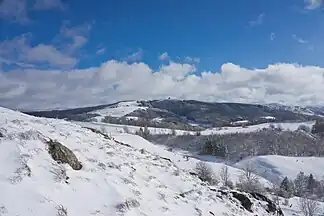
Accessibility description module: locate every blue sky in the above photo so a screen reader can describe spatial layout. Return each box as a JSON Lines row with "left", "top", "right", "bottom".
{"left": 1, "top": 0, "right": 324, "bottom": 109}
{"left": 1, "top": 0, "right": 324, "bottom": 70}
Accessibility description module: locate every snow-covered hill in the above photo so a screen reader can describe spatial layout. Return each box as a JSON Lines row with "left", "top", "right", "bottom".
{"left": 234, "top": 155, "right": 324, "bottom": 184}
{"left": 89, "top": 100, "right": 147, "bottom": 120}
{"left": 0, "top": 107, "right": 284, "bottom": 216}
{"left": 25, "top": 100, "right": 323, "bottom": 131}
{"left": 266, "top": 103, "right": 324, "bottom": 117}
{"left": 76, "top": 120, "right": 316, "bottom": 136}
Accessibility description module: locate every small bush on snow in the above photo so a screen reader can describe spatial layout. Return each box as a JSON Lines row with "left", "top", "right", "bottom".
{"left": 123, "top": 126, "right": 130, "bottom": 133}
{"left": 56, "top": 205, "right": 68, "bottom": 216}
{"left": 50, "top": 165, "right": 69, "bottom": 183}
{"left": 195, "top": 161, "right": 218, "bottom": 185}
{"left": 297, "top": 124, "right": 311, "bottom": 133}
{"left": 236, "top": 162, "right": 264, "bottom": 193}
{"left": 116, "top": 199, "right": 140, "bottom": 213}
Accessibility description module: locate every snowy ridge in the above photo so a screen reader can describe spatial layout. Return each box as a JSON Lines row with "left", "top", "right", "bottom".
{"left": 0, "top": 107, "right": 281, "bottom": 216}
{"left": 265, "top": 103, "right": 317, "bottom": 116}
{"left": 90, "top": 100, "right": 147, "bottom": 118}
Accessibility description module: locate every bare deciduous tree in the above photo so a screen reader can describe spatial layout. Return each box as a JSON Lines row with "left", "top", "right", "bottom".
{"left": 298, "top": 196, "right": 321, "bottom": 216}
{"left": 237, "top": 162, "right": 263, "bottom": 193}
{"left": 123, "top": 126, "right": 130, "bottom": 134}
{"left": 220, "top": 165, "right": 231, "bottom": 187}
{"left": 270, "top": 182, "right": 281, "bottom": 205}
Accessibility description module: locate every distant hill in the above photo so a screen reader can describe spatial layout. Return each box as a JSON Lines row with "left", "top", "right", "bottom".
{"left": 24, "top": 99, "right": 324, "bottom": 129}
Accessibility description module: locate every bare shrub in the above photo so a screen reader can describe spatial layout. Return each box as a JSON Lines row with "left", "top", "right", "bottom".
{"left": 237, "top": 162, "right": 263, "bottom": 193}
{"left": 56, "top": 205, "right": 68, "bottom": 216}
{"left": 135, "top": 126, "right": 150, "bottom": 139}
{"left": 298, "top": 196, "right": 321, "bottom": 216}
{"left": 171, "top": 128, "right": 176, "bottom": 136}
{"left": 100, "top": 126, "right": 107, "bottom": 134}
{"left": 270, "top": 182, "right": 280, "bottom": 205}
{"left": 298, "top": 124, "right": 311, "bottom": 133}
{"left": 50, "top": 165, "right": 69, "bottom": 183}
{"left": 219, "top": 165, "right": 231, "bottom": 187}
{"left": 283, "top": 198, "right": 289, "bottom": 206}
{"left": 195, "top": 162, "right": 218, "bottom": 185}
{"left": 173, "top": 169, "right": 180, "bottom": 176}
{"left": 116, "top": 199, "right": 140, "bottom": 213}
{"left": 9, "top": 160, "right": 32, "bottom": 184}
{"left": 123, "top": 126, "right": 130, "bottom": 134}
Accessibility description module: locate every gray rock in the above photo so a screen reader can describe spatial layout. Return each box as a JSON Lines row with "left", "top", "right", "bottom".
{"left": 46, "top": 139, "right": 82, "bottom": 170}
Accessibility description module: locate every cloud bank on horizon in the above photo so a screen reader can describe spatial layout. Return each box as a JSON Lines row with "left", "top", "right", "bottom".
{"left": 1, "top": 0, "right": 324, "bottom": 110}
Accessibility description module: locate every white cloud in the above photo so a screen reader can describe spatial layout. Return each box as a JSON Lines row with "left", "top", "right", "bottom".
{"left": 26, "top": 44, "right": 77, "bottom": 67}
{"left": 270, "top": 32, "right": 275, "bottom": 41}
{"left": 184, "top": 56, "right": 200, "bottom": 64}
{"left": 1, "top": 60, "right": 324, "bottom": 110}
{"left": 159, "top": 52, "right": 169, "bottom": 60}
{"left": 292, "top": 34, "right": 308, "bottom": 44}
{"left": 123, "top": 49, "right": 143, "bottom": 62}
{"left": 58, "top": 22, "right": 92, "bottom": 53}
{"left": 305, "top": 0, "right": 323, "bottom": 9}
{"left": 0, "top": 22, "right": 92, "bottom": 69}
{"left": 0, "top": 34, "right": 77, "bottom": 69}
{"left": 249, "top": 13, "right": 265, "bottom": 27}
{"left": 96, "top": 48, "right": 106, "bottom": 55}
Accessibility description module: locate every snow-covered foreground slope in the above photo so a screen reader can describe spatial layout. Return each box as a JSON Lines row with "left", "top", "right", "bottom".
{"left": 112, "top": 133, "right": 272, "bottom": 187}
{"left": 0, "top": 107, "right": 282, "bottom": 216}
{"left": 89, "top": 101, "right": 147, "bottom": 119}
{"left": 234, "top": 155, "right": 324, "bottom": 184}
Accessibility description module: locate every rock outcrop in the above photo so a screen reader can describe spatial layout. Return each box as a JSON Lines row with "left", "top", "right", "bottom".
{"left": 46, "top": 139, "right": 82, "bottom": 170}
{"left": 214, "top": 188, "right": 284, "bottom": 216}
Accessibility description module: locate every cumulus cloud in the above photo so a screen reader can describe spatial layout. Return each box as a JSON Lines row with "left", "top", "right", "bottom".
{"left": 0, "top": 34, "right": 77, "bottom": 69}
{"left": 0, "top": 22, "right": 92, "bottom": 69}
{"left": 1, "top": 60, "right": 324, "bottom": 110}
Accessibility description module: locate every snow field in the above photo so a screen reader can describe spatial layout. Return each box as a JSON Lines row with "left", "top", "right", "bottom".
{"left": 0, "top": 107, "right": 277, "bottom": 216}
